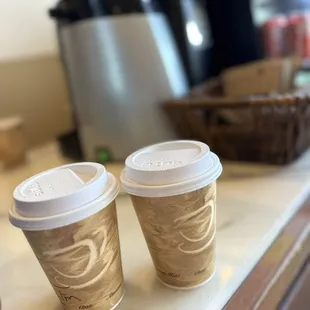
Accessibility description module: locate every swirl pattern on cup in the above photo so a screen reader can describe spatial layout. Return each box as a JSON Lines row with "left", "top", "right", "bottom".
{"left": 175, "top": 187, "right": 215, "bottom": 255}
{"left": 24, "top": 202, "right": 124, "bottom": 310}
{"left": 131, "top": 183, "right": 216, "bottom": 288}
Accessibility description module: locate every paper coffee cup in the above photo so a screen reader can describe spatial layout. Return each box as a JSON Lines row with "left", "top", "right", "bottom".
{"left": 9, "top": 163, "right": 124, "bottom": 310}
{"left": 121, "top": 141, "right": 222, "bottom": 289}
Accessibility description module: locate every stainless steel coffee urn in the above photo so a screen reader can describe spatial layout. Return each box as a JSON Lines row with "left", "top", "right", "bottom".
{"left": 50, "top": 0, "right": 188, "bottom": 161}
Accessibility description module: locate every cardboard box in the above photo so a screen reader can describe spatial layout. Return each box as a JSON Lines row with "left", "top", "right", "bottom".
{"left": 221, "top": 58, "right": 300, "bottom": 97}
{"left": 0, "top": 117, "right": 26, "bottom": 168}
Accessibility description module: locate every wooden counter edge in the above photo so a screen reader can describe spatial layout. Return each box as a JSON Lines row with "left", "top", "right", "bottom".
{"left": 224, "top": 195, "right": 310, "bottom": 310}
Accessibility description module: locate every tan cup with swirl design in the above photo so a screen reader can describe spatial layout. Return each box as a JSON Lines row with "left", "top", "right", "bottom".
{"left": 9, "top": 163, "right": 124, "bottom": 310}
{"left": 131, "top": 182, "right": 216, "bottom": 288}
{"left": 121, "top": 141, "right": 222, "bottom": 289}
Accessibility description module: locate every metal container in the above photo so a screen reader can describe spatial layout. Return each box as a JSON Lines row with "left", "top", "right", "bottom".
{"left": 50, "top": 0, "right": 188, "bottom": 161}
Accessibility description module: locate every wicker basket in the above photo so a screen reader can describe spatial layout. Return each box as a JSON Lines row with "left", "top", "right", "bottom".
{"left": 163, "top": 79, "right": 310, "bottom": 164}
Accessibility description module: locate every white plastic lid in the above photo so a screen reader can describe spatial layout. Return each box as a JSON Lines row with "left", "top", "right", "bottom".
{"left": 9, "top": 163, "right": 119, "bottom": 231}
{"left": 121, "top": 141, "right": 222, "bottom": 197}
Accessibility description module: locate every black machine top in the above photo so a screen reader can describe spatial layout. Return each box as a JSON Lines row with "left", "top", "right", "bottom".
{"left": 49, "top": 0, "right": 161, "bottom": 23}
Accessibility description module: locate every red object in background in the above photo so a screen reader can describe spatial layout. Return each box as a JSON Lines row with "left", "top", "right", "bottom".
{"left": 287, "top": 13, "right": 305, "bottom": 57}
{"left": 263, "top": 15, "right": 288, "bottom": 58}
{"left": 287, "top": 12, "right": 310, "bottom": 59}
{"left": 302, "top": 13, "right": 310, "bottom": 58}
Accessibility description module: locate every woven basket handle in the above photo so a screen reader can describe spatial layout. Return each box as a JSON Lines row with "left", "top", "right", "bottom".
{"left": 162, "top": 94, "right": 307, "bottom": 110}
{"left": 163, "top": 97, "right": 251, "bottom": 110}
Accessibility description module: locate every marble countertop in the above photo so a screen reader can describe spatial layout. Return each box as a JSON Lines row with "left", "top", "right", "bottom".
{"left": 1, "top": 143, "right": 310, "bottom": 310}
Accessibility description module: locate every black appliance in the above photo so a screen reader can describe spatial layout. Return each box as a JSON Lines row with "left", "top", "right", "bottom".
{"left": 160, "top": 0, "right": 213, "bottom": 86}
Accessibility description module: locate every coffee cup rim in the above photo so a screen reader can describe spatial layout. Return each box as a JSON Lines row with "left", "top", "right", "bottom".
{"left": 9, "top": 163, "right": 120, "bottom": 230}
{"left": 121, "top": 148, "right": 222, "bottom": 197}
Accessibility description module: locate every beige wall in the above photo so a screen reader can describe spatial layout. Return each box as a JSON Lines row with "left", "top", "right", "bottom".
{"left": 0, "top": 1, "right": 74, "bottom": 146}
{"left": 0, "top": 55, "right": 74, "bottom": 146}
{"left": 0, "top": 0, "right": 57, "bottom": 61}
